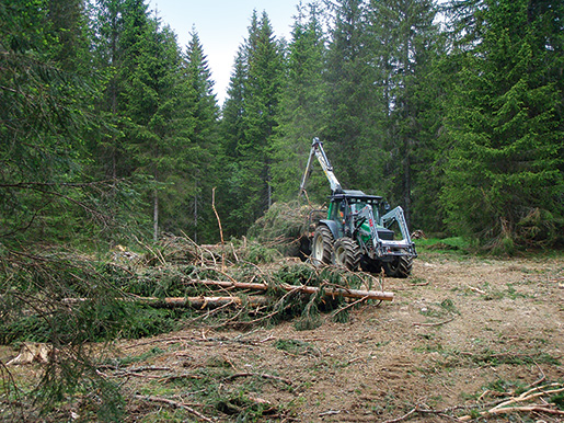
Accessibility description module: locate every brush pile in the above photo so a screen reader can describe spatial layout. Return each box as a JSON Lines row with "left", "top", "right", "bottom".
{"left": 0, "top": 233, "right": 392, "bottom": 347}
{"left": 109, "top": 234, "right": 392, "bottom": 332}
{"left": 246, "top": 200, "right": 326, "bottom": 257}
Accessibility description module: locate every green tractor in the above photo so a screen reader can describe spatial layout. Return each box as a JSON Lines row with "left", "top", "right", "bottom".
{"left": 299, "top": 138, "right": 416, "bottom": 278}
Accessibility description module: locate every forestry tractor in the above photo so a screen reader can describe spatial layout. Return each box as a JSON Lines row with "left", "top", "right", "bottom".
{"left": 299, "top": 138, "right": 416, "bottom": 278}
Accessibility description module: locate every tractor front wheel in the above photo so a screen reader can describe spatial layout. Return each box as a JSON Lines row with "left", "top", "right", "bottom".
{"left": 333, "top": 238, "right": 361, "bottom": 271}
{"left": 383, "top": 255, "right": 413, "bottom": 278}
{"left": 311, "top": 226, "right": 333, "bottom": 266}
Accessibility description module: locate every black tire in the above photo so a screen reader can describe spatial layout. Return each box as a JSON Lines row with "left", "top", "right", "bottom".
{"left": 361, "top": 256, "right": 382, "bottom": 274}
{"left": 298, "top": 235, "right": 312, "bottom": 262}
{"left": 311, "top": 225, "right": 333, "bottom": 266}
{"left": 383, "top": 255, "right": 413, "bottom": 278}
{"left": 333, "top": 238, "right": 361, "bottom": 271}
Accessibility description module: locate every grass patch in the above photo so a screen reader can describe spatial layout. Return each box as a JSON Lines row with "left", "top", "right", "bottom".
{"left": 415, "top": 237, "right": 470, "bottom": 253}
{"left": 419, "top": 298, "right": 460, "bottom": 319}
{"left": 275, "top": 339, "right": 320, "bottom": 356}
{"left": 482, "top": 283, "right": 530, "bottom": 301}
{"left": 461, "top": 350, "right": 561, "bottom": 367}
{"left": 103, "top": 347, "right": 165, "bottom": 367}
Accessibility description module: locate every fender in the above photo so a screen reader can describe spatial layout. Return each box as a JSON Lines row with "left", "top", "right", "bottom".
{"left": 319, "top": 219, "right": 340, "bottom": 239}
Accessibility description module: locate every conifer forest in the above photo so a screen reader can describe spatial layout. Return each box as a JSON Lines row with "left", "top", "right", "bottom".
{"left": 1, "top": 0, "right": 564, "bottom": 422}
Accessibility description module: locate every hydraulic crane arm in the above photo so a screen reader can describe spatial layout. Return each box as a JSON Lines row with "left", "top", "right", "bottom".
{"left": 299, "top": 138, "right": 343, "bottom": 197}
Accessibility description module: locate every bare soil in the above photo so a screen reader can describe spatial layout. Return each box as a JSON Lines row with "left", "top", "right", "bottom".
{"left": 3, "top": 252, "right": 564, "bottom": 422}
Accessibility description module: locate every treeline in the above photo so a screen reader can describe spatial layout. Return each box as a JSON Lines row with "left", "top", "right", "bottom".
{"left": 1, "top": 0, "right": 563, "bottom": 252}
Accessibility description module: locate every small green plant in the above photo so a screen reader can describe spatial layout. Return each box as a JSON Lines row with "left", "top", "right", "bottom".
{"left": 415, "top": 237, "right": 470, "bottom": 253}
{"left": 104, "top": 347, "right": 164, "bottom": 367}
{"left": 483, "top": 284, "right": 528, "bottom": 300}
{"left": 275, "top": 339, "right": 320, "bottom": 356}
{"left": 419, "top": 298, "right": 460, "bottom": 319}
{"left": 439, "top": 298, "right": 460, "bottom": 314}
{"left": 550, "top": 392, "right": 564, "bottom": 410}
{"left": 469, "top": 350, "right": 560, "bottom": 367}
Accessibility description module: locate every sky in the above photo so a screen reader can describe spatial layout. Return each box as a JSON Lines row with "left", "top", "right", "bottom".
{"left": 147, "top": 1, "right": 300, "bottom": 105}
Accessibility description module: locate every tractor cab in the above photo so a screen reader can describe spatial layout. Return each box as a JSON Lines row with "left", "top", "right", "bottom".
{"left": 328, "top": 191, "right": 386, "bottom": 238}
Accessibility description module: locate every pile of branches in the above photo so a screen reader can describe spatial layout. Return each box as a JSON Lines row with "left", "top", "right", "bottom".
{"left": 1, "top": 235, "right": 392, "bottom": 345}
{"left": 246, "top": 200, "right": 326, "bottom": 256}
{"left": 107, "top": 235, "right": 392, "bottom": 332}
{"left": 0, "top": 237, "right": 391, "bottom": 422}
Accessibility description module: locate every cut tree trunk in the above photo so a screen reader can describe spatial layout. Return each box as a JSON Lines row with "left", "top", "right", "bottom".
{"left": 137, "top": 296, "right": 268, "bottom": 309}
{"left": 187, "top": 279, "right": 394, "bottom": 301}
{"left": 63, "top": 296, "right": 268, "bottom": 309}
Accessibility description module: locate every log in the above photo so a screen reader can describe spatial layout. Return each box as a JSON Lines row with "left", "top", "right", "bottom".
{"left": 136, "top": 296, "right": 268, "bottom": 309}
{"left": 188, "top": 279, "right": 394, "bottom": 301}
{"left": 285, "top": 284, "right": 394, "bottom": 301}
{"left": 62, "top": 279, "right": 393, "bottom": 310}
{"left": 63, "top": 296, "right": 268, "bottom": 309}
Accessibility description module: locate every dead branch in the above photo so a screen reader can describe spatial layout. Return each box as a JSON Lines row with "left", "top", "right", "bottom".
{"left": 287, "top": 283, "right": 393, "bottom": 301}
{"left": 381, "top": 407, "right": 417, "bottom": 423}
{"left": 211, "top": 187, "right": 225, "bottom": 272}
{"left": 458, "top": 383, "right": 564, "bottom": 421}
{"left": 134, "top": 395, "right": 213, "bottom": 422}
{"left": 225, "top": 372, "right": 293, "bottom": 385}
{"left": 485, "top": 405, "right": 564, "bottom": 417}
{"left": 413, "top": 317, "right": 455, "bottom": 327}
{"left": 467, "top": 285, "right": 486, "bottom": 295}
{"left": 489, "top": 384, "right": 564, "bottom": 411}
{"left": 331, "top": 296, "right": 370, "bottom": 319}
{"left": 383, "top": 404, "right": 462, "bottom": 423}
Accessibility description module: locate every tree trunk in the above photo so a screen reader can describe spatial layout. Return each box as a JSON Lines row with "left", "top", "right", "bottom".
{"left": 193, "top": 179, "right": 198, "bottom": 243}
{"left": 153, "top": 188, "right": 159, "bottom": 241}
{"left": 63, "top": 296, "right": 268, "bottom": 309}
{"left": 403, "top": 152, "right": 412, "bottom": 226}
{"left": 186, "top": 279, "right": 394, "bottom": 301}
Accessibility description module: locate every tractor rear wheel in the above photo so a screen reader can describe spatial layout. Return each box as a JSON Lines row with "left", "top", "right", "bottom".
{"left": 311, "top": 225, "right": 333, "bottom": 266}
{"left": 333, "top": 238, "right": 361, "bottom": 271}
{"left": 383, "top": 255, "right": 413, "bottom": 278}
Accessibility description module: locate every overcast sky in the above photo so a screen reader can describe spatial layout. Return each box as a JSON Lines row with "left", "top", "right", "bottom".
{"left": 147, "top": 0, "right": 299, "bottom": 105}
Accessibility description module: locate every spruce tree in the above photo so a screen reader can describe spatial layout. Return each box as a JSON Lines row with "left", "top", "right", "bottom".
{"left": 121, "top": 10, "right": 183, "bottom": 240}
{"left": 90, "top": 0, "right": 128, "bottom": 182}
{"left": 366, "top": 0, "right": 443, "bottom": 227}
{"left": 219, "top": 11, "right": 285, "bottom": 236}
{"left": 172, "top": 30, "right": 220, "bottom": 242}
{"left": 271, "top": 2, "right": 328, "bottom": 203}
{"left": 323, "top": 0, "right": 385, "bottom": 194}
{"left": 0, "top": 0, "right": 101, "bottom": 242}
{"left": 442, "top": 0, "right": 564, "bottom": 250}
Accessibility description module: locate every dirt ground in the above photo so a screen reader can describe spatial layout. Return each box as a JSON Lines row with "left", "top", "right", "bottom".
{"left": 3, "top": 252, "right": 564, "bottom": 422}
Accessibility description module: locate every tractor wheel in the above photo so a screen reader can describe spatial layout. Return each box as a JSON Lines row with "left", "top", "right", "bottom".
{"left": 361, "top": 256, "right": 382, "bottom": 274}
{"left": 311, "top": 225, "right": 333, "bottom": 266}
{"left": 383, "top": 255, "right": 413, "bottom": 278}
{"left": 333, "top": 238, "right": 361, "bottom": 271}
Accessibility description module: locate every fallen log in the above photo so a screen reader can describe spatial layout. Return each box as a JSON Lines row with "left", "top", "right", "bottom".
{"left": 137, "top": 296, "right": 268, "bottom": 309}
{"left": 63, "top": 296, "right": 268, "bottom": 309}
{"left": 188, "top": 279, "right": 394, "bottom": 301}
{"left": 286, "top": 284, "right": 394, "bottom": 301}
{"left": 62, "top": 280, "right": 393, "bottom": 311}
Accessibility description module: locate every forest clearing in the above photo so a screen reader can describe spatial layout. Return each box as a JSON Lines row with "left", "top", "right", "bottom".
{"left": 2, "top": 0, "right": 564, "bottom": 421}
{"left": 2, "top": 239, "right": 564, "bottom": 423}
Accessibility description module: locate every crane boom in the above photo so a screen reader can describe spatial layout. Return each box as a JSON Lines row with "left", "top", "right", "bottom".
{"left": 299, "top": 138, "right": 343, "bottom": 196}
